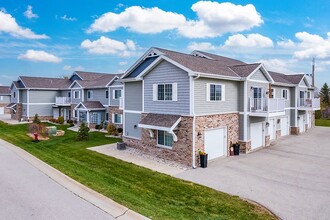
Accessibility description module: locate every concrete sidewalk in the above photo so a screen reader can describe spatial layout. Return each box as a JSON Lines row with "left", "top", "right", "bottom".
{"left": 0, "top": 139, "right": 149, "bottom": 220}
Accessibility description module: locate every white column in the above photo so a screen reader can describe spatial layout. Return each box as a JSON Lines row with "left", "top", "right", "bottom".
{"left": 87, "top": 110, "right": 90, "bottom": 127}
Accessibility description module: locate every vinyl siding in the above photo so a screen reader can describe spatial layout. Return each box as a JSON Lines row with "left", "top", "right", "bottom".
{"left": 71, "top": 89, "right": 83, "bottom": 104}
{"left": 238, "top": 81, "right": 245, "bottom": 112}
{"left": 239, "top": 114, "right": 244, "bottom": 140}
{"left": 144, "top": 60, "right": 190, "bottom": 115}
{"left": 71, "top": 82, "right": 82, "bottom": 88}
{"left": 10, "top": 87, "right": 18, "bottom": 103}
{"left": 0, "top": 95, "right": 10, "bottom": 103}
{"left": 299, "top": 79, "right": 308, "bottom": 87}
{"left": 194, "top": 77, "right": 239, "bottom": 114}
{"left": 124, "top": 112, "right": 141, "bottom": 138}
{"left": 250, "top": 69, "right": 268, "bottom": 82}
{"left": 29, "top": 90, "right": 59, "bottom": 103}
{"left": 60, "top": 90, "right": 71, "bottom": 97}
{"left": 247, "top": 81, "right": 269, "bottom": 111}
{"left": 21, "top": 90, "right": 27, "bottom": 103}
{"left": 272, "top": 85, "right": 291, "bottom": 108}
{"left": 125, "top": 81, "right": 142, "bottom": 111}
{"left": 29, "top": 104, "right": 53, "bottom": 117}
{"left": 22, "top": 104, "right": 28, "bottom": 117}
{"left": 86, "top": 88, "right": 108, "bottom": 105}
{"left": 126, "top": 56, "right": 158, "bottom": 78}
{"left": 110, "top": 87, "right": 123, "bottom": 106}
{"left": 110, "top": 80, "right": 122, "bottom": 86}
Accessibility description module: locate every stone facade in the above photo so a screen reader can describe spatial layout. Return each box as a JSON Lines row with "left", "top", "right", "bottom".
{"left": 108, "top": 106, "right": 123, "bottom": 128}
{"left": 123, "top": 115, "right": 193, "bottom": 166}
{"left": 290, "top": 127, "right": 299, "bottom": 135}
{"left": 195, "top": 113, "right": 239, "bottom": 165}
{"left": 276, "top": 130, "right": 281, "bottom": 139}
{"left": 239, "top": 140, "right": 251, "bottom": 153}
{"left": 11, "top": 103, "right": 22, "bottom": 120}
{"left": 265, "top": 135, "right": 270, "bottom": 147}
{"left": 0, "top": 103, "right": 10, "bottom": 114}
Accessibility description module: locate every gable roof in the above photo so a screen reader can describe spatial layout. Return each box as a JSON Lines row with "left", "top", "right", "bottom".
{"left": 73, "top": 71, "right": 109, "bottom": 81}
{"left": 229, "top": 63, "right": 261, "bottom": 77}
{"left": 75, "top": 101, "right": 106, "bottom": 110}
{"left": 69, "top": 73, "right": 123, "bottom": 89}
{"left": 18, "top": 76, "right": 71, "bottom": 89}
{"left": 0, "top": 86, "right": 10, "bottom": 95}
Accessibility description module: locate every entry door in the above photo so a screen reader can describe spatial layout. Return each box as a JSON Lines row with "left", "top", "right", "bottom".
{"left": 253, "top": 87, "right": 263, "bottom": 110}
{"left": 281, "top": 117, "right": 289, "bottom": 136}
{"left": 268, "top": 119, "right": 275, "bottom": 140}
{"left": 250, "top": 122, "right": 263, "bottom": 150}
{"left": 204, "top": 128, "right": 227, "bottom": 160}
{"left": 300, "top": 91, "right": 305, "bottom": 107}
{"left": 298, "top": 116, "right": 305, "bottom": 133}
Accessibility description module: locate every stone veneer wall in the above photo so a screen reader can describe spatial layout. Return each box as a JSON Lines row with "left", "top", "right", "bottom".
{"left": 0, "top": 103, "right": 10, "bottom": 114}
{"left": 194, "top": 113, "right": 239, "bottom": 165}
{"left": 11, "top": 103, "right": 22, "bottom": 120}
{"left": 239, "top": 141, "right": 251, "bottom": 153}
{"left": 123, "top": 115, "right": 193, "bottom": 167}
{"left": 290, "top": 127, "right": 299, "bottom": 135}
{"left": 265, "top": 135, "right": 270, "bottom": 147}
{"left": 108, "top": 106, "right": 123, "bottom": 128}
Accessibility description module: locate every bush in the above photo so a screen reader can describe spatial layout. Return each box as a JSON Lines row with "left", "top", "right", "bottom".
{"left": 95, "top": 124, "right": 101, "bottom": 130}
{"left": 69, "top": 123, "right": 74, "bottom": 127}
{"left": 67, "top": 120, "right": 73, "bottom": 124}
{"left": 57, "top": 116, "right": 64, "bottom": 124}
{"left": 315, "top": 110, "right": 322, "bottom": 119}
{"left": 33, "top": 114, "right": 41, "bottom": 124}
{"left": 77, "top": 123, "right": 90, "bottom": 141}
{"left": 117, "top": 127, "right": 123, "bottom": 133}
{"left": 107, "top": 124, "right": 118, "bottom": 136}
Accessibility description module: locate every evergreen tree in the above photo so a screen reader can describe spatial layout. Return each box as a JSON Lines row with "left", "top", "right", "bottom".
{"left": 320, "top": 83, "right": 330, "bottom": 106}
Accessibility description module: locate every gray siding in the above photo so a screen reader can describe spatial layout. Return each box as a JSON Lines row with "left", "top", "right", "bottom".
{"left": 0, "top": 95, "right": 10, "bottom": 103}
{"left": 299, "top": 79, "right": 308, "bottom": 87}
{"left": 29, "top": 104, "right": 53, "bottom": 117}
{"left": 247, "top": 81, "right": 269, "bottom": 111}
{"left": 194, "top": 77, "right": 239, "bottom": 114}
{"left": 60, "top": 90, "right": 71, "bottom": 97}
{"left": 239, "top": 114, "right": 244, "bottom": 140}
{"left": 272, "top": 85, "right": 291, "bottom": 108}
{"left": 71, "top": 83, "right": 81, "bottom": 89}
{"left": 125, "top": 81, "right": 142, "bottom": 111}
{"left": 111, "top": 80, "right": 122, "bottom": 86}
{"left": 124, "top": 112, "right": 141, "bottom": 138}
{"left": 10, "top": 87, "right": 18, "bottom": 103}
{"left": 250, "top": 69, "right": 268, "bottom": 81}
{"left": 22, "top": 104, "right": 27, "bottom": 117}
{"left": 238, "top": 81, "right": 244, "bottom": 112}
{"left": 144, "top": 61, "right": 190, "bottom": 115}
{"left": 29, "top": 90, "right": 59, "bottom": 103}
{"left": 71, "top": 89, "right": 83, "bottom": 104}
{"left": 110, "top": 87, "right": 123, "bottom": 106}
{"left": 87, "top": 88, "right": 108, "bottom": 105}
{"left": 21, "top": 90, "right": 27, "bottom": 103}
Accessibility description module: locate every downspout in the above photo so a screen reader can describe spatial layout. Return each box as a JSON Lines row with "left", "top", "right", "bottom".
{"left": 191, "top": 74, "right": 200, "bottom": 168}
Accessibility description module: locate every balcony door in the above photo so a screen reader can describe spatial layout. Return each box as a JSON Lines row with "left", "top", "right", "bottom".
{"left": 253, "top": 87, "right": 263, "bottom": 111}
{"left": 300, "top": 91, "right": 305, "bottom": 107}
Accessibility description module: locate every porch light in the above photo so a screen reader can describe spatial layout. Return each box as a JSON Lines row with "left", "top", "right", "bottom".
{"left": 197, "top": 131, "right": 202, "bottom": 137}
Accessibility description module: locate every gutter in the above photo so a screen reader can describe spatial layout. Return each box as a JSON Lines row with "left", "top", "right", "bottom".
{"left": 191, "top": 74, "right": 200, "bottom": 169}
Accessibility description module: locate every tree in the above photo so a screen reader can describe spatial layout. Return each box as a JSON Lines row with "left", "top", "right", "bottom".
{"left": 33, "top": 114, "right": 41, "bottom": 124}
{"left": 320, "top": 83, "right": 330, "bottom": 106}
{"left": 77, "top": 123, "right": 90, "bottom": 141}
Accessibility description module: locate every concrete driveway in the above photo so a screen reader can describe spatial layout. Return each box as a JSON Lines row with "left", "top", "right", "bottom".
{"left": 176, "top": 127, "right": 330, "bottom": 220}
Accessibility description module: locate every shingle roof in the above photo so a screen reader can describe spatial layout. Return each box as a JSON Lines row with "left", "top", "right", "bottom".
{"left": 12, "top": 81, "right": 23, "bottom": 88}
{"left": 268, "top": 71, "right": 293, "bottom": 85}
{"left": 81, "top": 101, "right": 105, "bottom": 110}
{"left": 73, "top": 73, "right": 123, "bottom": 88}
{"left": 139, "top": 113, "right": 181, "bottom": 128}
{"left": 0, "top": 86, "right": 10, "bottom": 94}
{"left": 229, "top": 63, "right": 261, "bottom": 77}
{"left": 74, "top": 71, "right": 109, "bottom": 81}
{"left": 282, "top": 74, "right": 305, "bottom": 85}
{"left": 19, "top": 76, "right": 71, "bottom": 89}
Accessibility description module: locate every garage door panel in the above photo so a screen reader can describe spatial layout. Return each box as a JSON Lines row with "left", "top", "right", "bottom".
{"left": 250, "top": 122, "right": 263, "bottom": 150}
{"left": 0, "top": 107, "right": 4, "bottom": 115}
{"left": 269, "top": 119, "right": 275, "bottom": 140}
{"left": 204, "top": 128, "right": 227, "bottom": 160}
{"left": 280, "top": 117, "right": 289, "bottom": 136}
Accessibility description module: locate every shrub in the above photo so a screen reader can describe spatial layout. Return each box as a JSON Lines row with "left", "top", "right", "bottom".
{"left": 95, "top": 124, "right": 101, "bottom": 130}
{"left": 33, "top": 114, "right": 41, "bottom": 124}
{"left": 77, "top": 123, "right": 90, "bottom": 141}
{"left": 57, "top": 116, "right": 64, "bottom": 124}
{"left": 117, "top": 127, "right": 123, "bottom": 133}
{"left": 67, "top": 120, "right": 73, "bottom": 124}
{"left": 107, "top": 124, "right": 118, "bottom": 136}
{"left": 315, "top": 110, "right": 322, "bottom": 119}
{"left": 69, "top": 123, "right": 74, "bottom": 127}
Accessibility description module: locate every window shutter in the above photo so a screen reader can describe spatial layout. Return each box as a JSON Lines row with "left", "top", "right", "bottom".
{"left": 153, "top": 84, "right": 157, "bottom": 101}
{"left": 112, "top": 90, "right": 115, "bottom": 99}
{"left": 222, "top": 84, "right": 225, "bottom": 101}
{"left": 206, "top": 83, "right": 210, "bottom": 101}
{"left": 172, "top": 83, "right": 177, "bottom": 101}
{"left": 119, "top": 114, "right": 122, "bottom": 124}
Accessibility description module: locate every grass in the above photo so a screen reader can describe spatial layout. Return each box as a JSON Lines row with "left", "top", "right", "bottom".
{"left": 316, "top": 119, "right": 330, "bottom": 127}
{"left": 0, "top": 121, "right": 277, "bottom": 220}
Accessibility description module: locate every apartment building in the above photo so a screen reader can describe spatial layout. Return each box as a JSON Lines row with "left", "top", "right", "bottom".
{"left": 0, "top": 86, "right": 11, "bottom": 115}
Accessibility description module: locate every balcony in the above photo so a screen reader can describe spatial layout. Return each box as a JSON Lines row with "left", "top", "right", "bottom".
{"left": 297, "top": 98, "right": 320, "bottom": 110}
{"left": 55, "top": 97, "right": 71, "bottom": 106}
{"left": 249, "top": 98, "right": 286, "bottom": 117}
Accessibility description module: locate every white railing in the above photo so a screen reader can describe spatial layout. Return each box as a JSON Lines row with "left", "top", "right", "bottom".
{"left": 249, "top": 98, "right": 285, "bottom": 113}
{"left": 55, "top": 97, "right": 71, "bottom": 105}
{"left": 119, "top": 97, "right": 123, "bottom": 109}
{"left": 298, "top": 98, "right": 320, "bottom": 108}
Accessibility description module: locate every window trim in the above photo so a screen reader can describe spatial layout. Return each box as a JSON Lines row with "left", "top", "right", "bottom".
{"left": 13, "top": 92, "right": 16, "bottom": 98}
{"left": 207, "top": 83, "right": 225, "bottom": 102}
{"left": 113, "top": 89, "right": 122, "bottom": 100}
{"left": 105, "top": 90, "right": 109, "bottom": 99}
{"left": 73, "top": 90, "right": 80, "bottom": 99}
{"left": 282, "top": 89, "right": 288, "bottom": 100}
{"left": 67, "top": 91, "right": 71, "bottom": 98}
{"left": 87, "top": 90, "right": 93, "bottom": 99}
{"left": 112, "top": 113, "right": 122, "bottom": 124}
{"left": 157, "top": 130, "right": 173, "bottom": 149}
{"left": 153, "top": 83, "right": 177, "bottom": 102}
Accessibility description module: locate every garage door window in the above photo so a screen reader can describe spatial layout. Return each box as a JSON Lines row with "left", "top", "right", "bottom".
{"left": 157, "top": 130, "right": 173, "bottom": 148}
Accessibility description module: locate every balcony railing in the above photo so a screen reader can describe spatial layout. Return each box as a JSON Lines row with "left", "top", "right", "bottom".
{"left": 55, "top": 97, "right": 71, "bottom": 105}
{"left": 249, "top": 98, "right": 286, "bottom": 113}
{"left": 119, "top": 97, "right": 123, "bottom": 109}
{"left": 297, "top": 98, "right": 320, "bottom": 109}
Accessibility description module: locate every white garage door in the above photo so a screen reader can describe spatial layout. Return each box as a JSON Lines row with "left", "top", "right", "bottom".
{"left": 204, "top": 128, "right": 227, "bottom": 160}
{"left": 280, "top": 117, "right": 289, "bottom": 136}
{"left": 307, "top": 112, "right": 312, "bottom": 128}
{"left": 298, "top": 116, "right": 305, "bottom": 133}
{"left": 268, "top": 119, "right": 275, "bottom": 140}
{"left": 0, "top": 107, "right": 4, "bottom": 115}
{"left": 250, "top": 122, "right": 263, "bottom": 150}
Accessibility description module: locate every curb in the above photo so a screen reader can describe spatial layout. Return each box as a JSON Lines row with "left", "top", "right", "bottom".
{"left": 0, "top": 139, "right": 149, "bottom": 220}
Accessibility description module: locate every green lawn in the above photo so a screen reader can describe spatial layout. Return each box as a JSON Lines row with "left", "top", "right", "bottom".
{"left": 0, "top": 121, "right": 276, "bottom": 220}
{"left": 316, "top": 119, "right": 330, "bottom": 127}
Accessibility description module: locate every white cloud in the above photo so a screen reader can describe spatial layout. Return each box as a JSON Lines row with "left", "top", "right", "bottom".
{"left": 18, "top": 50, "right": 62, "bottom": 63}
{"left": 277, "top": 39, "right": 296, "bottom": 48}
{"left": 81, "top": 36, "right": 137, "bottom": 57}
{"left": 224, "top": 33, "right": 273, "bottom": 48}
{"left": 87, "top": 1, "right": 263, "bottom": 38}
{"left": 178, "top": 1, "right": 263, "bottom": 38}
{"left": 119, "top": 61, "right": 128, "bottom": 66}
{"left": 293, "top": 32, "right": 330, "bottom": 60}
{"left": 259, "top": 58, "right": 297, "bottom": 74}
{"left": 60, "top": 15, "right": 77, "bottom": 21}
{"left": 24, "top": 5, "right": 38, "bottom": 19}
{"left": 187, "top": 42, "right": 217, "bottom": 51}
{"left": 63, "top": 65, "right": 84, "bottom": 71}
{"left": 0, "top": 9, "right": 48, "bottom": 39}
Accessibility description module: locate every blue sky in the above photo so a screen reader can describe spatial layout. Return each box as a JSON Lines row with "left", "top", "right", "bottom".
{"left": 0, "top": 0, "right": 329, "bottom": 87}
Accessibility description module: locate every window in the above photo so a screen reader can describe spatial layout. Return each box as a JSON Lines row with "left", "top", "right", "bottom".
{"left": 73, "top": 90, "right": 80, "bottom": 99}
{"left": 68, "top": 92, "right": 71, "bottom": 98}
{"left": 0, "top": 96, "right": 3, "bottom": 101}
{"left": 157, "top": 130, "right": 173, "bottom": 148}
{"left": 282, "top": 89, "right": 288, "bottom": 99}
{"left": 73, "top": 110, "right": 77, "bottom": 118}
{"left": 87, "top": 90, "right": 93, "bottom": 99}
{"left": 207, "top": 84, "right": 225, "bottom": 101}
{"left": 113, "top": 89, "right": 122, "bottom": 99}
{"left": 153, "top": 83, "right": 177, "bottom": 101}
{"left": 307, "top": 91, "right": 311, "bottom": 99}
{"left": 112, "top": 113, "right": 122, "bottom": 124}
{"left": 105, "top": 90, "right": 109, "bottom": 99}
{"left": 13, "top": 92, "right": 16, "bottom": 98}
{"left": 90, "top": 112, "right": 98, "bottom": 124}
{"left": 105, "top": 112, "right": 109, "bottom": 121}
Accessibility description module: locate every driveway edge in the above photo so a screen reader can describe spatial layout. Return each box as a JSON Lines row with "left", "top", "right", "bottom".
{"left": 0, "top": 139, "right": 149, "bottom": 220}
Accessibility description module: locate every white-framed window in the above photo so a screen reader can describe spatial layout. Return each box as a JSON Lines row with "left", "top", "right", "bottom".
{"left": 157, "top": 130, "right": 173, "bottom": 148}
{"left": 73, "top": 90, "right": 80, "bottom": 99}
{"left": 282, "top": 89, "right": 288, "bottom": 100}
{"left": 113, "top": 89, "right": 122, "bottom": 99}
{"left": 152, "top": 83, "right": 177, "bottom": 101}
{"left": 270, "top": 88, "right": 275, "bottom": 99}
{"left": 105, "top": 112, "right": 109, "bottom": 121}
{"left": 112, "top": 113, "right": 122, "bottom": 124}
{"left": 67, "top": 91, "right": 71, "bottom": 98}
{"left": 207, "top": 83, "right": 225, "bottom": 101}
{"left": 87, "top": 90, "right": 93, "bottom": 99}
{"left": 73, "top": 110, "right": 77, "bottom": 118}
{"left": 105, "top": 90, "right": 109, "bottom": 99}
{"left": 13, "top": 92, "right": 16, "bottom": 98}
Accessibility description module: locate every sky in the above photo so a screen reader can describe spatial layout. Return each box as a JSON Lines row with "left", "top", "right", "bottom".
{"left": 0, "top": 0, "right": 329, "bottom": 88}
